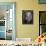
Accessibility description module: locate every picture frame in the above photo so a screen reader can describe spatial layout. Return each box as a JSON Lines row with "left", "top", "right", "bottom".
{"left": 39, "top": 0, "right": 46, "bottom": 4}
{"left": 22, "top": 10, "right": 33, "bottom": 24}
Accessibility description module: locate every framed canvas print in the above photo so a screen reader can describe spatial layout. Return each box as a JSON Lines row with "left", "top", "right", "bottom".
{"left": 39, "top": 11, "right": 46, "bottom": 35}
{"left": 0, "top": 2, "right": 16, "bottom": 40}
{"left": 39, "top": 0, "right": 46, "bottom": 4}
{"left": 22, "top": 10, "right": 33, "bottom": 24}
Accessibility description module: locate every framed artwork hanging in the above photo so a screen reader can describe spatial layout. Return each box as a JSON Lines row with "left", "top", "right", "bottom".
{"left": 22, "top": 10, "right": 33, "bottom": 24}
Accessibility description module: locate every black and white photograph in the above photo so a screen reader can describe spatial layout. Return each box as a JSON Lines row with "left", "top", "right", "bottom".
{"left": 22, "top": 10, "right": 33, "bottom": 24}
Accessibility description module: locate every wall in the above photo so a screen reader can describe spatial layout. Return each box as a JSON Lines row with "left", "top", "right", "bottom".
{"left": 0, "top": 0, "right": 46, "bottom": 40}
{"left": 16, "top": 0, "right": 39, "bottom": 40}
